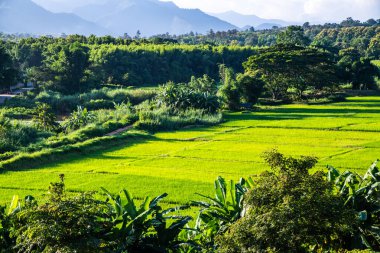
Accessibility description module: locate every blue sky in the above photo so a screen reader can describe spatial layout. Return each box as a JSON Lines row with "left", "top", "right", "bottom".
{"left": 33, "top": 0, "right": 380, "bottom": 22}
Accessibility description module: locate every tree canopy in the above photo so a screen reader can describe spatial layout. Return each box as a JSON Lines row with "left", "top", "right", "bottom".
{"left": 243, "top": 44, "right": 338, "bottom": 99}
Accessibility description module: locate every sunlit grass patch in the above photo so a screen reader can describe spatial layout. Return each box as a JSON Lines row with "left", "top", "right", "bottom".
{"left": 1, "top": 96, "right": 380, "bottom": 205}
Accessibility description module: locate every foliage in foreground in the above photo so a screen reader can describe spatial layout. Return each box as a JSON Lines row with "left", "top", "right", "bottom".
{"left": 216, "top": 150, "right": 356, "bottom": 252}
{"left": 1, "top": 152, "right": 380, "bottom": 252}
{"left": 328, "top": 161, "right": 380, "bottom": 251}
{"left": 0, "top": 175, "right": 191, "bottom": 253}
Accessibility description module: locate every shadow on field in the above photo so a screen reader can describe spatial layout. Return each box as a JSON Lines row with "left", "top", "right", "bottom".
{"left": 4, "top": 126, "right": 233, "bottom": 174}
{"left": 4, "top": 135, "right": 163, "bottom": 173}
{"left": 224, "top": 114, "right": 305, "bottom": 121}
{"left": 5, "top": 101, "right": 380, "bottom": 174}
{"left": 269, "top": 107, "right": 380, "bottom": 115}
{"left": 225, "top": 106, "right": 379, "bottom": 122}
{"left": 333, "top": 101, "right": 380, "bottom": 108}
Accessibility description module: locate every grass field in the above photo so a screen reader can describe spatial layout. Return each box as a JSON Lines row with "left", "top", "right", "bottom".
{"left": 1, "top": 96, "right": 380, "bottom": 205}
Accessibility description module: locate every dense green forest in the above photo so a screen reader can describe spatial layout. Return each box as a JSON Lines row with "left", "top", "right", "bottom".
{"left": 0, "top": 38, "right": 256, "bottom": 91}
{"left": 0, "top": 19, "right": 379, "bottom": 92}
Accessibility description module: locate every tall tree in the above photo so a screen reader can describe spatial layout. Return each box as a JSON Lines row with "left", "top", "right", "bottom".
{"left": 368, "top": 33, "right": 380, "bottom": 58}
{"left": 217, "top": 64, "right": 241, "bottom": 110}
{"left": 276, "top": 26, "right": 311, "bottom": 47}
{"left": 40, "top": 42, "right": 89, "bottom": 93}
{"left": 0, "top": 45, "right": 18, "bottom": 90}
{"left": 236, "top": 72, "right": 264, "bottom": 104}
{"left": 338, "top": 48, "right": 379, "bottom": 89}
{"left": 243, "top": 45, "right": 337, "bottom": 100}
{"left": 32, "top": 103, "right": 58, "bottom": 132}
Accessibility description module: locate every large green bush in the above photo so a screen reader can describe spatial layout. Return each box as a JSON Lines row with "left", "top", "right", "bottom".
{"left": 156, "top": 75, "right": 219, "bottom": 113}
{"left": 135, "top": 101, "right": 222, "bottom": 132}
{"left": 216, "top": 150, "right": 356, "bottom": 252}
{"left": 0, "top": 115, "right": 42, "bottom": 153}
{"left": 5, "top": 180, "right": 114, "bottom": 253}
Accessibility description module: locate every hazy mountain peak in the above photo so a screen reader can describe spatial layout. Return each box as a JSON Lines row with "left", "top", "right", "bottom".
{"left": 211, "top": 11, "right": 291, "bottom": 29}
{"left": 1, "top": 0, "right": 236, "bottom": 36}
{"left": 73, "top": 0, "right": 236, "bottom": 36}
{"left": 0, "top": 0, "right": 109, "bottom": 35}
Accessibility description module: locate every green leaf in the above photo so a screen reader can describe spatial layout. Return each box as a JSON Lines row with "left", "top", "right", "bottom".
{"left": 8, "top": 195, "right": 19, "bottom": 215}
{"left": 123, "top": 189, "right": 138, "bottom": 218}
{"left": 215, "top": 177, "right": 227, "bottom": 204}
{"left": 150, "top": 193, "right": 168, "bottom": 208}
{"left": 230, "top": 180, "right": 236, "bottom": 207}
{"left": 326, "top": 165, "right": 340, "bottom": 182}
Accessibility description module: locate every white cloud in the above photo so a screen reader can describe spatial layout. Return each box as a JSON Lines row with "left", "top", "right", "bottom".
{"left": 163, "top": 0, "right": 380, "bottom": 22}
{"left": 302, "top": 0, "right": 380, "bottom": 22}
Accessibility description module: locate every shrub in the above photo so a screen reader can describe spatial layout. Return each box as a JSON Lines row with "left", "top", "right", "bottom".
{"left": 1, "top": 107, "right": 34, "bottom": 120}
{"left": 35, "top": 91, "right": 78, "bottom": 113}
{"left": 84, "top": 99, "right": 114, "bottom": 110}
{"left": 218, "top": 65, "right": 241, "bottom": 110}
{"left": 4, "top": 176, "right": 115, "bottom": 252}
{"left": 156, "top": 76, "right": 219, "bottom": 113}
{"left": 0, "top": 152, "right": 15, "bottom": 161}
{"left": 217, "top": 150, "right": 356, "bottom": 252}
{"left": 0, "top": 120, "right": 41, "bottom": 153}
{"left": 62, "top": 106, "right": 96, "bottom": 132}
{"left": 32, "top": 103, "right": 59, "bottom": 132}
{"left": 108, "top": 88, "right": 156, "bottom": 105}
{"left": 135, "top": 102, "right": 222, "bottom": 132}
{"left": 3, "top": 96, "right": 35, "bottom": 109}
{"left": 328, "top": 93, "right": 347, "bottom": 102}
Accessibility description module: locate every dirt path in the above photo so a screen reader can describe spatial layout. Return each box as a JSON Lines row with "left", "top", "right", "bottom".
{"left": 105, "top": 125, "right": 134, "bottom": 136}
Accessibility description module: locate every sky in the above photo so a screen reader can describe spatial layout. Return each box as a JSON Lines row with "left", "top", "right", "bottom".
{"left": 32, "top": 0, "right": 380, "bottom": 23}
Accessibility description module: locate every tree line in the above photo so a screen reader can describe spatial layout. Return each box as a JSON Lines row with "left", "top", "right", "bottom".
{"left": 0, "top": 22, "right": 379, "bottom": 97}
{"left": 162, "top": 17, "right": 380, "bottom": 58}
{"left": 0, "top": 38, "right": 257, "bottom": 93}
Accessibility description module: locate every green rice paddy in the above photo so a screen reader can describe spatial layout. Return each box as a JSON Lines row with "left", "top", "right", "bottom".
{"left": 1, "top": 96, "right": 380, "bottom": 205}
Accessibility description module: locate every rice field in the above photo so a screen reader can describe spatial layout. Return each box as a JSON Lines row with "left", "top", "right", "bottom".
{"left": 1, "top": 96, "right": 380, "bottom": 205}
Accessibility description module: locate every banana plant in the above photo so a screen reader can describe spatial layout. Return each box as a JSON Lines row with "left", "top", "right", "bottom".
{"left": 187, "top": 176, "right": 254, "bottom": 250}
{"left": 7, "top": 195, "right": 36, "bottom": 215}
{"left": 101, "top": 187, "right": 192, "bottom": 252}
{"left": 101, "top": 187, "right": 158, "bottom": 247}
{"left": 142, "top": 205, "right": 193, "bottom": 252}
{"left": 62, "top": 106, "right": 95, "bottom": 132}
{"left": 327, "top": 160, "right": 380, "bottom": 250}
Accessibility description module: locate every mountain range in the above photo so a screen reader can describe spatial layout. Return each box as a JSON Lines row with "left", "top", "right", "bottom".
{"left": 0, "top": 0, "right": 294, "bottom": 36}
{"left": 0, "top": 0, "right": 108, "bottom": 35}
{"left": 210, "top": 11, "right": 295, "bottom": 30}
{"left": 73, "top": 0, "right": 237, "bottom": 36}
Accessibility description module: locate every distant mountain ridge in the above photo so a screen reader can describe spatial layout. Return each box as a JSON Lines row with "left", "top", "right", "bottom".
{"left": 2, "top": 0, "right": 291, "bottom": 36}
{"left": 0, "top": 0, "right": 108, "bottom": 35}
{"left": 210, "top": 11, "right": 294, "bottom": 30}
{"left": 73, "top": 0, "right": 237, "bottom": 36}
